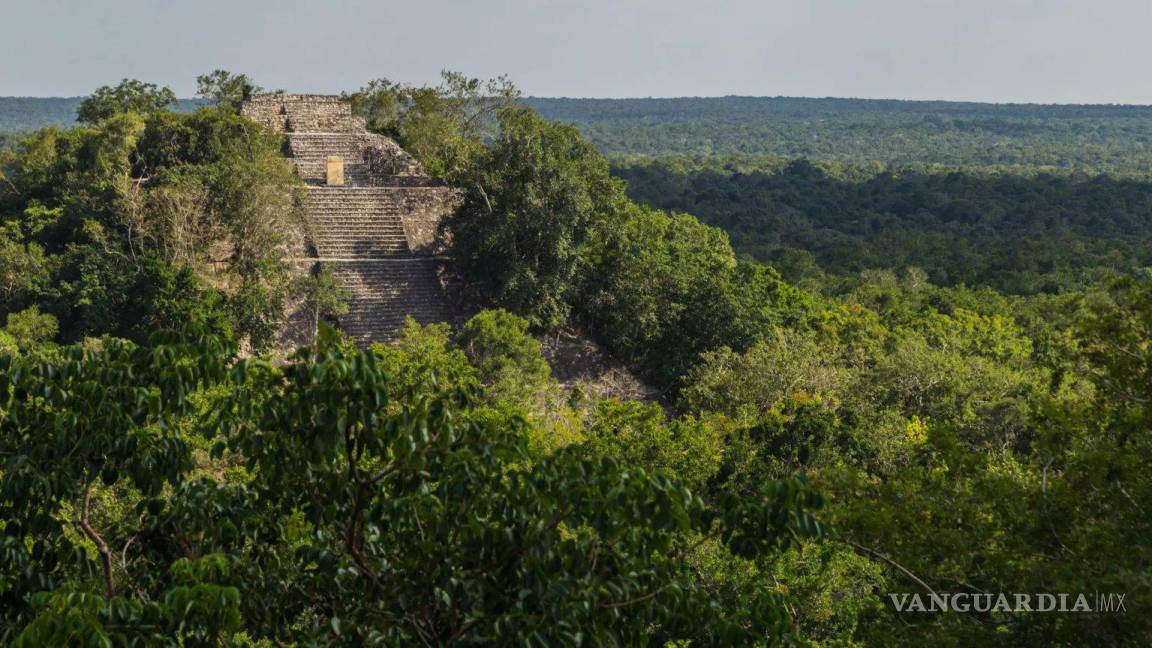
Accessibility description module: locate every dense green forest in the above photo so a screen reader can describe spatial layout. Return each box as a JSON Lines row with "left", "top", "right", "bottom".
{"left": 1, "top": 74, "right": 1150, "bottom": 645}
{"left": 528, "top": 97, "right": 1152, "bottom": 171}
{"left": 615, "top": 156, "right": 1152, "bottom": 293}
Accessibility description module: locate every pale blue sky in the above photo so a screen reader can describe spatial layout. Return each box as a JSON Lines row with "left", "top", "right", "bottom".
{"left": 2, "top": 0, "right": 1150, "bottom": 103}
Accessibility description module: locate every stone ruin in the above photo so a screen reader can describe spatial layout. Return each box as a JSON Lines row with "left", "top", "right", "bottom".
{"left": 240, "top": 94, "right": 460, "bottom": 345}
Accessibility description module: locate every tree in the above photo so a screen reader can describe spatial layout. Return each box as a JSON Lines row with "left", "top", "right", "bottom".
{"left": 0, "top": 235, "right": 50, "bottom": 305}
{"left": 77, "top": 79, "right": 176, "bottom": 125}
{"left": 347, "top": 70, "right": 519, "bottom": 181}
{"left": 1, "top": 306, "right": 58, "bottom": 352}
{"left": 195, "top": 70, "right": 262, "bottom": 109}
{"left": 0, "top": 331, "right": 233, "bottom": 640}
{"left": 581, "top": 398, "right": 726, "bottom": 489}
{"left": 453, "top": 106, "right": 632, "bottom": 329}
{"left": 1, "top": 332, "right": 824, "bottom": 645}
{"left": 2, "top": 94, "right": 303, "bottom": 349}
{"left": 455, "top": 308, "right": 551, "bottom": 393}
{"left": 296, "top": 264, "right": 349, "bottom": 339}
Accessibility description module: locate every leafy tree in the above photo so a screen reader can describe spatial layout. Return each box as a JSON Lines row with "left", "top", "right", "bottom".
{"left": 195, "top": 69, "right": 262, "bottom": 109}
{"left": 0, "top": 231, "right": 50, "bottom": 305}
{"left": 380, "top": 314, "right": 583, "bottom": 456}
{"left": 1, "top": 331, "right": 823, "bottom": 645}
{"left": 455, "top": 308, "right": 551, "bottom": 396}
{"left": 2, "top": 91, "right": 302, "bottom": 349}
{"left": 586, "top": 207, "right": 814, "bottom": 386}
{"left": 119, "top": 257, "right": 234, "bottom": 342}
{"left": 1, "top": 306, "right": 58, "bottom": 352}
{"left": 453, "top": 106, "right": 631, "bottom": 328}
{"left": 581, "top": 398, "right": 726, "bottom": 489}
{"left": 681, "top": 329, "right": 851, "bottom": 424}
{"left": 348, "top": 70, "right": 519, "bottom": 181}
{"left": 0, "top": 331, "right": 233, "bottom": 639}
{"left": 77, "top": 79, "right": 177, "bottom": 125}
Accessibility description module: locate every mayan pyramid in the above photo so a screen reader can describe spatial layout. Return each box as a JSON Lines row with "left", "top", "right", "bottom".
{"left": 241, "top": 94, "right": 458, "bottom": 345}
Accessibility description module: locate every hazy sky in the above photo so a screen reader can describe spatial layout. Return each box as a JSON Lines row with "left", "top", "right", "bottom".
{"left": 2, "top": 0, "right": 1150, "bottom": 103}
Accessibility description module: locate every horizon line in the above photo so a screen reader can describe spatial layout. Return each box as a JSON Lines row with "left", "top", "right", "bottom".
{"left": 3, "top": 94, "right": 1152, "bottom": 109}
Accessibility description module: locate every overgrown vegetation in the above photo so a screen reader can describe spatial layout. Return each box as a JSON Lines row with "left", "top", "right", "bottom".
{"left": 351, "top": 74, "right": 1152, "bottom": 644}
{"left": 0, "top": 77, "right": 304, "bottom": 350}
{"left": 1, "top": 72, "right": 1150, "bottom": 645}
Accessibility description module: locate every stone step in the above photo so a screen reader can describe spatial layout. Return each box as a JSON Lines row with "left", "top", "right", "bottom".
{"left": 305, "top": 186, "right": 448, "bottom": 194}
{"left": 307, "top": 209, "right": 406, "bottom": 216}
{"left": 311, "top": 226, "right": 407, "bottom": 233}
{"left": 266, "top": 108, "right": 456, "bottom": 344}
{"left": 307, "top": 208, "right": 407, "bottom": 216}
{"left": 323, "top": 259, "right": 451, "bottom": 344}
{"left": 306, "top": 210, "right": 406, "bottom": 217}
{"left": 314, "top": 243, "right": 409, "bottom": 251}
{"left": 308, "top": 217, "right": 405, "bottom": 227}
{"left": 316, "top": 233, "right": 408, "bottom": 242}
{"left": 313, "top": 236, "right": 409, "bottom": 245}
{"left": 295, "top": 162, "right": 371, "bottom": 175}
{"left": 312, "top": 232, "right": 407, "bottom": 240}
{"left": 305, "top": 204, "right": 407, "bottom": 212}
{"left": 288, "top": 133, "right": 367, "bottom": 156}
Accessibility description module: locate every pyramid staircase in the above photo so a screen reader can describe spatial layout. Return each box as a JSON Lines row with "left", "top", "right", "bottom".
{"left": 241, "top": 95, "right": 458, "bottom": 345}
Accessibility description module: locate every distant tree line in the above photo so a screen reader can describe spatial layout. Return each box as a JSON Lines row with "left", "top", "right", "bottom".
{"left": 615, "top": 155, "right": 1152, "bottom": 293}
{"left": 525, "top": 96, "right": 1152, "bottom": 173}
{"left": 9, "top": 94, "right": 1152, "bottom": 172}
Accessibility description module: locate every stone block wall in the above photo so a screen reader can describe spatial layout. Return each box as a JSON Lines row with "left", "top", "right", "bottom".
{"left": 397, "top": 187, "right": 462, "bottom": 254}
{"left": 363, "top": 139, "right": 428, "bottom": 179}
{"left": 240, "top": 94, "right": 365, "bottom": 133}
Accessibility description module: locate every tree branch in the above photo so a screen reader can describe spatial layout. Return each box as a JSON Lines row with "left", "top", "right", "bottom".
{"left": 843, "top": 539, "right": 938, "bottom": 598}
{"left": 597, "top": 582, "right": 673, "bottom": 609}
{"left": 77, "top": 479, "right": 115, "bottom": 599}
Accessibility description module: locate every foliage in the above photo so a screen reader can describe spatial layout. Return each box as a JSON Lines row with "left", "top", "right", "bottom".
{"left": 0, "top": 81, "right": 302, "bottom": 349}
{"left": 295, "top": 265, "right": 350, "bottom": 341}
{"left": 526, "top": 96, "right": 1152, "bottom": 172}
{"left": 616, "top": 156, "right": 1152, "bottom": 293}
{"left": 0, "top": 330, "right": 822, "bottom": 645}
{"left": 196, "top": 70, "right": 262, "bottom": 109}
{"left": 77, "top": 79, "right": 177, "bottom": 125}
{"left": 580, "top": 399, "right": 726, "bottom": 489}
{"left": 383, "top": 313, "right": 582, "bottom": 456}
{"left": 455, "top": 308, "right": 552, "bottom": 400}
{"left": 453, "top": 106, "right": 632, "bottom": 329}
{"left": 347, "top": 71, "right": 519, "bottom": 181}
{"left": 0, "top": 306, "right": 58, "bottom": 353}
{"left": 586, "top": 207, "right": 814, "bottom": 385}
{"left": 0, "top": 131, "right": 22, "bottom": 151}
{"left": 669, "top": 273, "right": 1152, "bottom": 644}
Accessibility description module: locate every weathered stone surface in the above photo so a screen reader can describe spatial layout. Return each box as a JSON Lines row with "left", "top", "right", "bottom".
{"left": 286, "top": 132, "right": 436, "bottom": 186}
{"left": 326, "top": 156, "right": 344, "bottom": 186}
{"left": 242, "top": 94, "right": 460, "bottom": 345}
{"left": 240, "top": 94, "right": 366, "bottom": 133}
